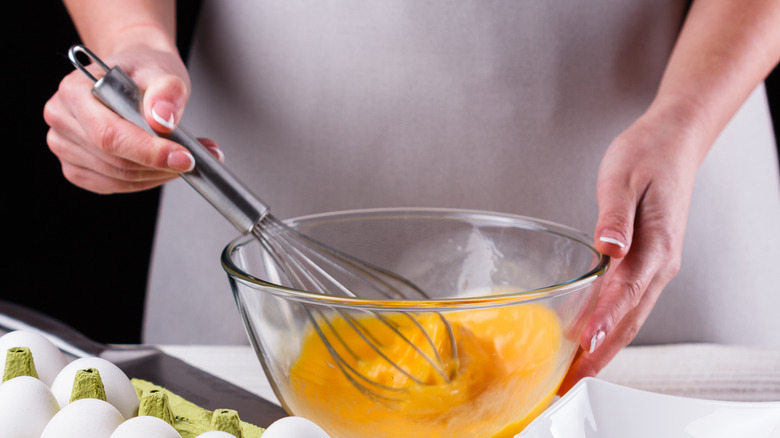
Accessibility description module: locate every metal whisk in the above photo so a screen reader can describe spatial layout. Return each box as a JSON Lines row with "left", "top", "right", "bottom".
{"left": 69, "top": 45, "right": 458, "bottom": 401}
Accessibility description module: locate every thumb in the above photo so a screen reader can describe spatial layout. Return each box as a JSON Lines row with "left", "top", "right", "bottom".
{"left": 141, "top": 73, "right": 190, "bottom": 133}
{"left": 593, "top": 175, "right": 638, "bottom": 259}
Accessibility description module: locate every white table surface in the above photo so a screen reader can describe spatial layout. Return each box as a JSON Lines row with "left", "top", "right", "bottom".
{"left": 159, "top": 343, "right": 780, "bottom": 405}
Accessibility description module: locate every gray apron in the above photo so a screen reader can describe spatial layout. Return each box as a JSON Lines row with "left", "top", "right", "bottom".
{"left": 144, "top": 1, "right": 780, "bottom": 346}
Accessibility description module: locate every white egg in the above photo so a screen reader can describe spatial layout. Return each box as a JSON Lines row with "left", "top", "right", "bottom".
{"left": 109, "top": 416, "right": 180, "bottom": 438}
{"left": 194, "top": 432, "right": 239, "bottom": 438}
{"left": 40, "top": 398, "right": 124, "bottom": 438}
{"left": 261, "top": 416, "right": 331, "bottom": 438}
{"left": 0, "top": 330, "right": 68, "bottom": 386}
{"left": 0, "top": 375, "right": 60, "bottom": 438}
{"left": 50, "top": 357, "right": 139, "bottom": 418}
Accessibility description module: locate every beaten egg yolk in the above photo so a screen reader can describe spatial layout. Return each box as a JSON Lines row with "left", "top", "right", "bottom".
{"left": 288, "top": 304, "right": 566, "bottom": 438}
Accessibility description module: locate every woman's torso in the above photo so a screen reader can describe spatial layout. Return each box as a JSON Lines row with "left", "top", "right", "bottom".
{"left": 143, "top": 0, "right": 780, "bottom": 346}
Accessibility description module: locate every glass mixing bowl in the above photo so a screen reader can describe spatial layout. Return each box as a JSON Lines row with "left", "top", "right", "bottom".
{"left": 222, "top": 208, "right": 609, "bottom": 438}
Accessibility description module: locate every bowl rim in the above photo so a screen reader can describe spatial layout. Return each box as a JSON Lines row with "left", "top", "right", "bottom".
{"left": 221, "top": 207, "right": 610, "bottom": 309}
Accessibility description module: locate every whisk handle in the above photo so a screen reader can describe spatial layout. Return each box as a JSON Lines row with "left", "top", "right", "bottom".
{"left": 68, "top": 45, "right": 269, "bottom": 234}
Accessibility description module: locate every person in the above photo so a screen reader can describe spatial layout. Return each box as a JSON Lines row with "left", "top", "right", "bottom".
{"left": 44, "top": 0, "right": 780, "bottom": 392}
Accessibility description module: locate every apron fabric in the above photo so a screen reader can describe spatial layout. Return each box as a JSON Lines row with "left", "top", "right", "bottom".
{"left": 143, "top": 1, "right": 780, "bottom": 346}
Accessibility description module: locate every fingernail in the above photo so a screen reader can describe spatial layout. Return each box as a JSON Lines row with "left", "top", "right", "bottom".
{"left": 167, "top": 150, "right": 195, "bottom": 172}
{"left": 152, "top": 105, "right": 176, "bottom": 130}
{"left": 207, "top": 146, "right": 225, "bottom": 162}
{"left": 599, "top": 236, "right": 626, "bottom": 249}
{"left": 589, "top": 330, "right": 606, "bottom": 354}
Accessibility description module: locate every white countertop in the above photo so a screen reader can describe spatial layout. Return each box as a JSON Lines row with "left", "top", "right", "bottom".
{"left": 159, "top": 343, "right": 780, "bottom": 405}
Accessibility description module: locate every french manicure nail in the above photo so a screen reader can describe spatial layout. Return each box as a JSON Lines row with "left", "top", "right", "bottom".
{"left": 589, "top": 330, "right": 606, "bottom": 354}
{"left": 599, "top": 236, "right": 626, "bottom": 249}
{"left": 207, "top": 146, "right": 225, "bottom": 163}
{"left": 167, "top": 150, "right": 195, "bottom": 172}
{"left": 152, "top": 107, "right": 176, "bottom": 130}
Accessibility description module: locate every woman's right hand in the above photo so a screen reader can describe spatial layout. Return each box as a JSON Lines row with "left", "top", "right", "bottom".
{"left": 43, "top": 46, "right": 222, "bottom": 194}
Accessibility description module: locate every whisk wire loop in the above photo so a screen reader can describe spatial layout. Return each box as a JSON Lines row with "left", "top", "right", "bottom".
{"left": 252, "top": 216, "right": 459, "bottom": 400}
{"left": 304, "top": 307, "right": 407, "bottom": 403}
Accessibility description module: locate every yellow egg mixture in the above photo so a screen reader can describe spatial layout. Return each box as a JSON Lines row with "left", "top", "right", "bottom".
{"left": 288, "top": 304, "right": 566, "bottom": 438}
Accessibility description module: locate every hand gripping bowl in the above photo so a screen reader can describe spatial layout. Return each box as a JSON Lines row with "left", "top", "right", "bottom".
{"left": 221, "top": 208, "right": 609, "bottom": 438}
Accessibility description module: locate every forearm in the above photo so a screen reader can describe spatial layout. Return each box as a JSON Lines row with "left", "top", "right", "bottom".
{"left": 650, "top": 0, "right": 780, "bottom": 162}
{"left": 63, "top": 0, "right": 177, "bottom": 57}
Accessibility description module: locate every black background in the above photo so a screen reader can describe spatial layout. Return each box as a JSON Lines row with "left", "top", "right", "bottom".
{"left": 3, "top": 3, "right": 779, "bottom": 344}
{"left": 3, "top": 2, "right": 201, "bottom": 344}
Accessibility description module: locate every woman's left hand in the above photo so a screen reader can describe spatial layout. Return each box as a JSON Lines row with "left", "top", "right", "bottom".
{"left": 558, "top": 0, "right": 780, "bottom": 393}
{"left": 559, "top": 100, "right": 707, "bottom": 392}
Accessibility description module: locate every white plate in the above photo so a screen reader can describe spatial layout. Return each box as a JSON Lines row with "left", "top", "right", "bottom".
{"left": 517, "top": 377, "right": 780, "bottom": 438}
